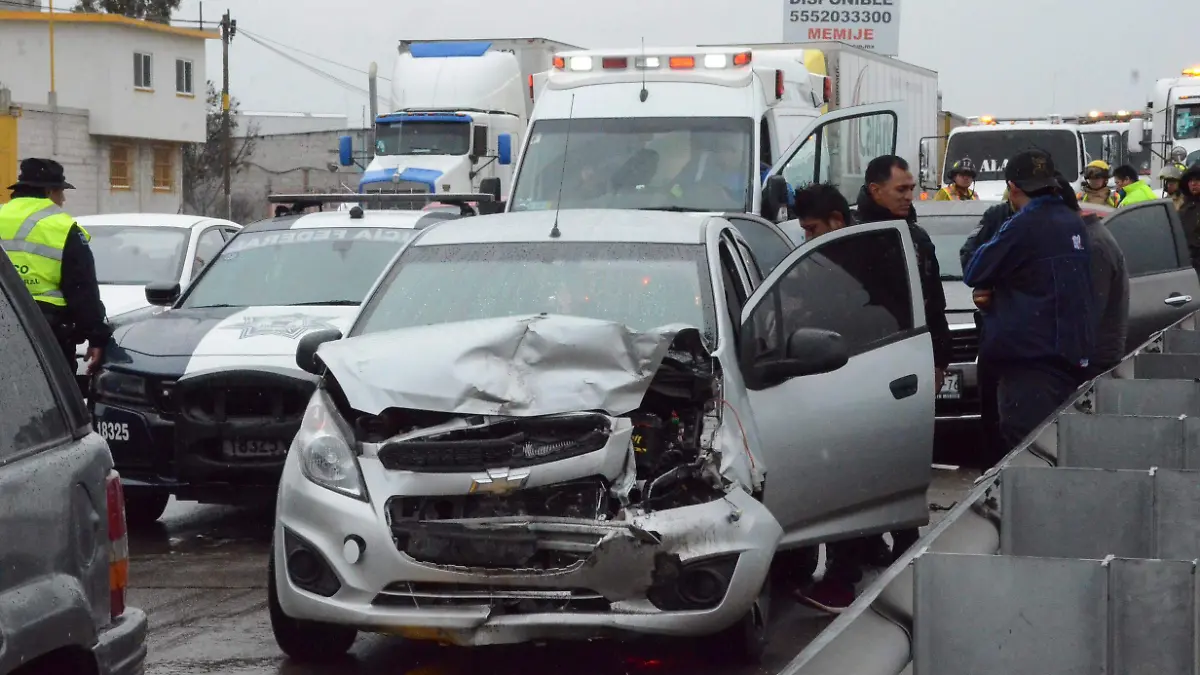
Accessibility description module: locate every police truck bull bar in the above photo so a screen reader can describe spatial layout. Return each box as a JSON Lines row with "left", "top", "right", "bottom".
{"left": 267, "top": 192, "right": 497, "bottom": 217}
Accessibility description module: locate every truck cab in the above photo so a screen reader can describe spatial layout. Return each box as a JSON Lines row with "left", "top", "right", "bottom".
{"left": 503, "top": 45, "right": 910, "bottom": 221}
{"left": 341, "top": 39, "right": 574, "bottom": 209}
{"left": 940, "top": 117, "right": 1085, "bottom": 201}
{"left": 1138, "top": 65, "right": 1200, "bottom": 177}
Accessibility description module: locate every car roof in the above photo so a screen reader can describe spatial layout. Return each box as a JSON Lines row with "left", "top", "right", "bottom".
{"left": 412, "top": 209, "right": 713, "bottom": 246}
{"left": 75, "top": 213, "right": 233, "bottom": 228}
{"left": 240, "top": 208, "right": 454, "bottom": 233}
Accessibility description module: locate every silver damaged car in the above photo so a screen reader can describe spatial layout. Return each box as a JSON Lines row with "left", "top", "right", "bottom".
{"left": 267, "top": 209, "right": 936, "bottom": 664}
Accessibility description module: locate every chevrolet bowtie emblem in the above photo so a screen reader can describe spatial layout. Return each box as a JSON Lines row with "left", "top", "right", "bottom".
{"left": 469, "top": 468, "right": 531, "bottom": 495}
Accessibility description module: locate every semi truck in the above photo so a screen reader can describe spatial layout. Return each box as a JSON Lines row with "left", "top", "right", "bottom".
{"left": 1131, "top": 64, "right": 1200, "bottom": 175}
{"left": 492, "top": 41, "right": 937, "bottom": 219}
{"left": 338, "top": 37, "right": 577, "bottom": 209}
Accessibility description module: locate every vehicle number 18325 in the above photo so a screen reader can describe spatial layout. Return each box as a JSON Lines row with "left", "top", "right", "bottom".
{"left": 98, "top": 421, "right": 130, "bottom": 441}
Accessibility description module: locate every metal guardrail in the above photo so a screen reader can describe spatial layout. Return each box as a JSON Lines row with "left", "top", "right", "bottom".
{"left": 776, "top": 310, "right": 1200, "bottom": 674}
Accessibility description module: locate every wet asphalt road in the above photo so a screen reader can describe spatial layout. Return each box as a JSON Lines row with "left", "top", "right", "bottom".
{"left": 129, "top": 460, "right": 981, "bottom": 675}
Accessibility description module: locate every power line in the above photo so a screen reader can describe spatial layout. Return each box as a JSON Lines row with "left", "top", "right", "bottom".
{"left": 238, "top": 30, "right": 371, "bottom": 97}
{"left": 238, "top": 27, "right": 391, "bottom": 82}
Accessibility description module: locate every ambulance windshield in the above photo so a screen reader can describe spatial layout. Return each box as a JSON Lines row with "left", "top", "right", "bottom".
{"left": 509, "top": 117, "right": 754, "bottom": 213}
{"left": 944, "top": 129, "right": 1081, "bottom": 182}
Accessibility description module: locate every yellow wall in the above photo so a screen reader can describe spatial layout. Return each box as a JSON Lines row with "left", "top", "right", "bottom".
{"left": 0, "top": 115, "right": 16, "bottom": 205}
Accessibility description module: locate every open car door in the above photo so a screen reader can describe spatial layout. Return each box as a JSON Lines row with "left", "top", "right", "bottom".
{"left": 762, "top": 102, "right": 906, "bottom": 222}
{"left": 738, "top": 220, "right": 935, "bottom": 548}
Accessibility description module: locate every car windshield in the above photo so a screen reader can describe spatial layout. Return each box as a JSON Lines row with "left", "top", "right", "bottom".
{"left": 945, "top": 129, "right": 1081, "bottom": 181}
{"left": 352, "top": 242, "right": 718, "bottom": 345}
{"left": 921, "top": 215, "right": 981, "bottom": 280}
{"left": 181, "top": 227, "right": 414, "bottom": 309}
{"left": 375, "top": 119, "right": 471, "bottom": 156}
{"left": 509, "top": 117, "right": 754, "bottom": 213}
{"left": 86, "top": 225, "right": 189, "bottom": 285}
{"left": 1175, "top": 105, "right": 1200, "bottom": 141}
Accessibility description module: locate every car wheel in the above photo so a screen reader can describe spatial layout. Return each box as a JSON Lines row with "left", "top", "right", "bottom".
{"left": 123, "top": 489, "right": 169, "bottom": 527}
{"left": 712, "top": 574, "right": 770, "bottom": 665}
{"left": 267, "top": 546, "right": 357, "bottom": 662}
{"left": 771, "top": 546, "right": 818, "bottom": 589}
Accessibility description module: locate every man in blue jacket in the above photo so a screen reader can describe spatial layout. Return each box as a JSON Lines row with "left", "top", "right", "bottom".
{"left": 964, "top": 150, "right": 1094, "bottom": 449}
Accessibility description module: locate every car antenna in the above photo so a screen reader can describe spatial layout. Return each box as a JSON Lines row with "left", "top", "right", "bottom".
{"left": 639, "top": 37, "right": 649, "bottom": 102}
{"left": 550, "top": 93, "right": 575, "bottom": 239}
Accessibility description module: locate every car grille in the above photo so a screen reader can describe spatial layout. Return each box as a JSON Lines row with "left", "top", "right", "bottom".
{"left": 950, "top": 326, "right": 980, "bottom": 363}
{"left": 174, "top": 376, "right": 313, "bottom": 423}
{"left": 372, "top": 582, "right": 611, "bottom": 612}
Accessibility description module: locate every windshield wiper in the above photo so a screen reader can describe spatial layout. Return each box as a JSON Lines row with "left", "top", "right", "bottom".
{"left": 634, "top": 206, "right": 709, "bottom": 212}
{"left": 287, "top": 300, "right": 359, "bottom": 306}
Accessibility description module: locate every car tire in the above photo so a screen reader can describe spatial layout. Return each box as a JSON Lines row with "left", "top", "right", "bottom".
{"left": 123, "top": 489, "right": 169, "bottom": 527}
{"left": 771, "top": 546, "right": 818, "bottom": 589}
{"left": 267, "top": 546, "right": 357, "bottom": 662}
{"left": 711, "top": 574, "right": 770, "bottom": 665}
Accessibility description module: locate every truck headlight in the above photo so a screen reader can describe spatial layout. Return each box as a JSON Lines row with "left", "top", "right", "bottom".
{"left": 297, "top": 390, "right": 366, "bottom": 501}
{"left": 94, "top": 370, "right": 148, "bottom": 402}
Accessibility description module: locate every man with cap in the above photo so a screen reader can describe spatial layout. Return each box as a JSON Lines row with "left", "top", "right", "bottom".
{"left": 964, "top": 150, "right": 1093, "bottom": 449}
{"left": 0, "top": 158, "right": 109, "bottom": 376}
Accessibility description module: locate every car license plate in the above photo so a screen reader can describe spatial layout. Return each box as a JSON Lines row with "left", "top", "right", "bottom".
{"left": 938, "top": 371, "right": 962, "bottom": 400}
{"left": 222, "top": 439, "right": 287, "bottom": 459}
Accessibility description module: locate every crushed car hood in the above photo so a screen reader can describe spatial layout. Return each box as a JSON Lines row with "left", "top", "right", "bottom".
{"left": 319, "top": 314, "right": 702, "bottom": 417}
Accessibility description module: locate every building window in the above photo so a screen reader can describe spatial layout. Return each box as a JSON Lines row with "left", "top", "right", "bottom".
{"left": 110, "top": 144, "right": 132, "bottom": 190}
{"left": 153, "top": 146, "right": 174, "bottom": 192}
{"left": 175, "top": 59, "right": 194, "bottom": 96}
{"left": 134, "top": 52, "right": 153, "bottom": 90}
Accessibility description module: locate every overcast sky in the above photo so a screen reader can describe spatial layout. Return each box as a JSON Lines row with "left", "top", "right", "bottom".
{"left": 164, "top": 0, "right": 1197, "bottom": 124}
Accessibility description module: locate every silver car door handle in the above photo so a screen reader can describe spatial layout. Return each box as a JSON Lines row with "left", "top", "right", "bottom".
{"left": 1165, "top": 295, "right": 1193, "bottom": 306}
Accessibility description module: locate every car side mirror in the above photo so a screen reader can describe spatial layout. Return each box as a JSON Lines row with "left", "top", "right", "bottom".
{"left": 296, "top": 328, "right": 343, "bottom": 375}
{"left": 753, "top": 328, "right": 848, "bottom": 383}
{"left": 761, "top": 175, "right": 789, "bottom": 222}
{"left": 144, "top": 281, "right": 180, "bottom": 306}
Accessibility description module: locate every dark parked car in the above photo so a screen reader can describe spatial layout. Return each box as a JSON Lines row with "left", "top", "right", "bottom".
{"left": 0, "top": 246, "right": 146, "bottom": 674}
{"left": 918, "top": 198, "right": 1200, "bottom": 423}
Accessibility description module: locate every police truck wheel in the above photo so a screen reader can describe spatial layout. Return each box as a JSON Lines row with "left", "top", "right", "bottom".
{"left": 123, "top": 489, "right": 169, "bottom": 527}
{"left": 268, "top": 548, "right": 357, "bottom": 662}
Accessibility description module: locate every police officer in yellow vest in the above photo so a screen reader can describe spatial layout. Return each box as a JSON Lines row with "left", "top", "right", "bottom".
{"left": 0, "top": 158, "right": 108, "bottom": 374}
{"left": 934, "top": 159, "right": 979, "bottom": 200}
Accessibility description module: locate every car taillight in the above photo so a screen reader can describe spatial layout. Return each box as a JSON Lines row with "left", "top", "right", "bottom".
{"left": 106, "top": 471, "right": 129, "bottom": 620}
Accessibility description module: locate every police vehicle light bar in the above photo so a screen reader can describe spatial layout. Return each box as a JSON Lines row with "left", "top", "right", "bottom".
{"left": 552, "top": 51, "right": 752, "bottom": 72}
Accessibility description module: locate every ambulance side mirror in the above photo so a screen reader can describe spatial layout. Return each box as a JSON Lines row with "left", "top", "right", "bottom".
{"left": 1128, "top": 118, "right": 1145, "bottom": 154}
{"left": 761, "top": 175, "right": 789, "bottom": 222}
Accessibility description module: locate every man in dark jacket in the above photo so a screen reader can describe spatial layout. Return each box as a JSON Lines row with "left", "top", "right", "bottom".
{"left": 964, "top": 150, "right": 1093, "bottom": 449}
{"left": 795, "top": 156, "right": 950, "bottom": 614}
{"left": 1180, "top": 164, "right": 1200, "bottom": 276}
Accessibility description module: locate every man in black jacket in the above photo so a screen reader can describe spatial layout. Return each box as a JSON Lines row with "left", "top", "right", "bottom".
{"left": 795, "top": 156, "right": 950, "bottom": 614}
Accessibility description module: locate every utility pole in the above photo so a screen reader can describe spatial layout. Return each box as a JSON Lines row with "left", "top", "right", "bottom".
{"left": 220, "top": 10, "right": 236, "bottom": 219}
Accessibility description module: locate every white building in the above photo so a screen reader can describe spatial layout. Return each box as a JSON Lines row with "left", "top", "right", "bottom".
{"left": 0, "top": 9, "right": 216, "bottom": 214}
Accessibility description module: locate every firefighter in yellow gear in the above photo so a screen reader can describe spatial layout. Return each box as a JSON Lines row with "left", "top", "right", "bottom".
{"left": 0, "top": 158, "right": 109, "bottom": 376}
{"left": 934, "top": 159, "right": 979, "bottom": 200}
{"left": 1160, "top": 163, "right": 1187, "bottom": 209}
{"left": 1077, "top": 160, "right": 1117, "bottom": 207}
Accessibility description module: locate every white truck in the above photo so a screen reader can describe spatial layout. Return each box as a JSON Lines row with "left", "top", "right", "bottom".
{"left": 936, "top": 116, "right": 1087, "bottom": 201}
{"left": 493, "top": 42, "right": 937, "bottom": 220}
{"left": 1131, "top": 65, "right": 1200, "bottom": 175}
{"left": 340, "top": 38, "right": 576, "bottom": 208}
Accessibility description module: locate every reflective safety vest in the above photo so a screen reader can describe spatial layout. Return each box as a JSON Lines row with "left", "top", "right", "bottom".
{"left": 1115, "top": 180, "right": 1158, "bottom": 208}
{"left": 934, "top": 186, "right": 978, "bottom": 201}
{"left": 0, "top": 197, "right": 87, "bottom": 307}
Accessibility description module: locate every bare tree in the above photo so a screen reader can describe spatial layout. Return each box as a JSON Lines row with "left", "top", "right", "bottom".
{"left": 73, "top": 0, "right": 181, "bottom": 24}
{"left": 182, "top": 82, "right": 257, "bottom": 218}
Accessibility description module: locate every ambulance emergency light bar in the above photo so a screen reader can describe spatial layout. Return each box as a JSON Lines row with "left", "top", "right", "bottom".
{"left": 551, "top": 50, "right": 784, "bottom": 99}
{"left": 965, "top": 115, "right": 1069, "bottom": 126}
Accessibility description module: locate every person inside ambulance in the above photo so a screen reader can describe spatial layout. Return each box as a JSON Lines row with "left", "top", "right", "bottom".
{"left": 934, "top": 159, "right": 979, "bottom": 200}
{"left": 1078, "top": 160, "right": 1115, "bottom": 206}
{"left": 669, "top": 130, "right": 749, "bottom": 205}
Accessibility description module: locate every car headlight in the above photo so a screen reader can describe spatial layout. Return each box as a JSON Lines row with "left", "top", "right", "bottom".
{"left": 94, "top": 369, "right": 149, "bottom": 402}
{"left": 297, "top": 390, "right": 366, "bottom": 501}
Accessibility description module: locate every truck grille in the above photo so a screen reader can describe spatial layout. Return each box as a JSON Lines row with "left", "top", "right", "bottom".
{"left": 175, "top": 376, "right": 313, "bottom": 423}
{"left": 950, "top": 327, "right": 980, "bottom": 363}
